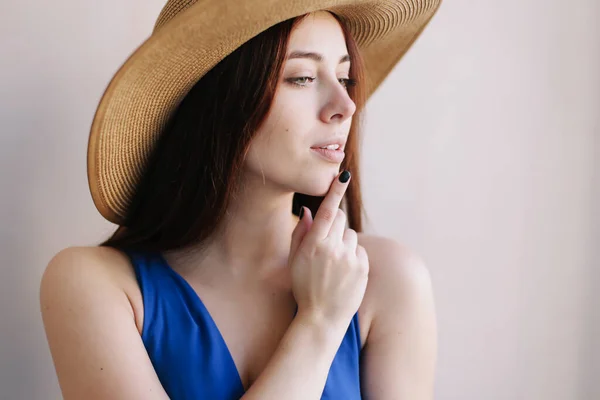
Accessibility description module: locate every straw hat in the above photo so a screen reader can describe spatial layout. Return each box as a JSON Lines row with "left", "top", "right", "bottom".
{"left": 87, "top": 0, "right": 442, "bottom": 225}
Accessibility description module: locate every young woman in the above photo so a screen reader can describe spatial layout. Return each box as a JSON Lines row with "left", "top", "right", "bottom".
{"left": 40, "top": 1, "right": 440, "bottom": 399}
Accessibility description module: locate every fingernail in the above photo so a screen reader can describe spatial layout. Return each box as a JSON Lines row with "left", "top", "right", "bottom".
{"left": 339, "top": 170, "right": 351, "bottom": 183}
{"left": 299, "top": 207, "right": 305, "bottom": 220}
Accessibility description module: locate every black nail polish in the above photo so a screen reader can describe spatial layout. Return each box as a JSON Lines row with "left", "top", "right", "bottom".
{"left": 339, "top": 170, "right": 351, "bottom": 183}
{"left": 299, "top": 207, "right": 305, "bottom": 220}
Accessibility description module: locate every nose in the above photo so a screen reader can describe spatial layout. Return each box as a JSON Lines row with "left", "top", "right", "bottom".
{"left": 319, "top": 80, "right": 357, "bottom": 124}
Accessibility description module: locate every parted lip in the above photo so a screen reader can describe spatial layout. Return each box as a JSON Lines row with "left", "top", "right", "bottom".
{"left": 310, "top": 137, "right": 347, "bottom": 151}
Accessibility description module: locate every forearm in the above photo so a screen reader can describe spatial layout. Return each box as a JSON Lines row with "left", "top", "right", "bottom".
{"left": 241, "top": 314, "right": 347, "bottom": 399}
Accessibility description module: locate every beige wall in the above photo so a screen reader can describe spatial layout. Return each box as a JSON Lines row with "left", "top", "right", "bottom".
{"left": 587, "top": 117, "right": 600, "bottom": 400}
{"left": 1, "top": 0, "right": 598, "bottom": 399}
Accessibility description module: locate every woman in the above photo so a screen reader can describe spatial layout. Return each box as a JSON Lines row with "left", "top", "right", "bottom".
{"left": 40, "top": 1, "right": 440, "bottom": 399}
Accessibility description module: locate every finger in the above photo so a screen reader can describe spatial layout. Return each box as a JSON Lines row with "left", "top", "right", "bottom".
{"left": 308, "top": 170, "right": 351, "bottom": 241}
{"left": 289, "top": 207, "right": 313, "bottom": 262}
{"left": 342, "top": 228, "right": 358, "bottom": 251}
{"left": 356, "top": 244, "right": 369, "bottom": 268}
{"left": 327, "top": 209, "right": 347, "bottom": 241}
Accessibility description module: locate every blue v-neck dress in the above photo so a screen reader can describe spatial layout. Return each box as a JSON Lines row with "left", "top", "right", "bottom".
{"left": 123, "top": 249, "right": 363, "bottom": 400}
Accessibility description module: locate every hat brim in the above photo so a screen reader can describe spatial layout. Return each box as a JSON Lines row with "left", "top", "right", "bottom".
{"left": 88, "top": 0, "right": 442, "bottom": 224}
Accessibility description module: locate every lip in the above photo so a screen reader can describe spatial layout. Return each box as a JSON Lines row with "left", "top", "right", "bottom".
{"left": 310, "top": 147, "right": 345, "bottom": 163}
{"left": 311, "top": 137, "right": 347, "bottom": 151}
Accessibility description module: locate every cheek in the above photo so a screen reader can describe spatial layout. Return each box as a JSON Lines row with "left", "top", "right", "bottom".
{"left": 245, "top": 126, "right": 302, "bottom": 172}
{"left": 253, "top": 103, "right": 310, "bottom": 163}
{"left": 266, "top": 92, "right": 314, "bottom": 139}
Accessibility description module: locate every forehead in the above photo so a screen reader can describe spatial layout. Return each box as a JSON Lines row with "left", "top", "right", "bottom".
{"left": 287, "top": 11, "right": 348, "bottom": 55}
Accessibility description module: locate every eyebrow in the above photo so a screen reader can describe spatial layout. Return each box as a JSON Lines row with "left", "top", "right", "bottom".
{"left": 287, "top": 51, "right": 351, "bottom": 64}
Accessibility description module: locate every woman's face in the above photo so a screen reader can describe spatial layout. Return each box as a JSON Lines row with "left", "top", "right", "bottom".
{"left": 244, "top": 11, "right": 357, "bottom": 196}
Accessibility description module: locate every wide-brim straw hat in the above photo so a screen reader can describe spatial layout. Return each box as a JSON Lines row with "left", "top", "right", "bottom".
{"left": 87, "top": 0, "right": 442, "bottom": 225}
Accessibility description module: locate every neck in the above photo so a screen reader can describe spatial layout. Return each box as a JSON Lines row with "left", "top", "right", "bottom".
{"left": 163, "top": 174, "right": 301, "bottom": 281}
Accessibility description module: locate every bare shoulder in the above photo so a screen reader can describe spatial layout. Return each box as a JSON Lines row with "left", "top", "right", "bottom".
{"left": 357, "top": 233, "right": 438, "bottom": 398}
{"left": 43, "top": 246, "right": 135, "bottom": 284}
{"left": 357, "top": 233, "right": 432, "bottom": 288}
{"left": 40, "top": 246, "right": 166, "bottom": 399}
{"left": 41, "top": 246, "right": 143, "bottom": 332}
{"left": 356, "top": 233, "right": 435, "bottom": 346}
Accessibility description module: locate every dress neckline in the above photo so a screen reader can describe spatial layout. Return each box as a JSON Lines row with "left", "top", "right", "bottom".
{"left": 155, "top": 251, "right": 248, "bottom": 393}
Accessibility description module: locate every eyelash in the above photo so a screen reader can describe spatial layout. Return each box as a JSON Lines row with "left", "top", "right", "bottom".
{"left": 287, "top": 76, "right": 357, "bottom": 89}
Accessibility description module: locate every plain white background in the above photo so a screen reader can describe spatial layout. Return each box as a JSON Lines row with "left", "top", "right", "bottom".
{"left": 1, "top": 0, "right": 598, "bottom": 399}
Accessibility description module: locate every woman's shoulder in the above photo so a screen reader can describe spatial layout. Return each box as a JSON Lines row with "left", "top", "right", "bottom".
{"left": 356, "top": 233, "right": 430, "bottom": 281}
{"left": 41, "top": 246, "right": 144, "bottom": 331}
{"left": 356, "top": 233, "right": 434, "bottom": 347}
{"left": 39, "top": 246, "right": 169, "bottom": 398}
{"left": 42, "top": 246, "right": 138, "bottom": 289}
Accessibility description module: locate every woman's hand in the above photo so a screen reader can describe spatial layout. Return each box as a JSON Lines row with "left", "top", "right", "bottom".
{"left": 288, "top": 170, "right": 370, "bottom": 329}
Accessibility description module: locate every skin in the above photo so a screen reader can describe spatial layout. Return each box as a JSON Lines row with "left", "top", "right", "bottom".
{"left": 40, "top": 11, "right": 438, "bottom": 399}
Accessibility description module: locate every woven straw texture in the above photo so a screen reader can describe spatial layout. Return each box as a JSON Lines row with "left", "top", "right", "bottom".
{"left": 87, "top": 0, "right": 442, "bottom": 224}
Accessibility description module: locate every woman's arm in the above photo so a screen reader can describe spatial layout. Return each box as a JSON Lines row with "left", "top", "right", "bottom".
{"left": 241, "top": 313, "right": 349, "bottom": 399}
{"left": 40, "top": 247, "right": 170, "bottom": 400}
{"left": 359, "top": 237, "right": 438, "bottom": 399}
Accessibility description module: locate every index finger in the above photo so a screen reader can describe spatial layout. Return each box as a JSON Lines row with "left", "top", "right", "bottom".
{"left": 308, "top": 170, "right": 351, "bottom": 240}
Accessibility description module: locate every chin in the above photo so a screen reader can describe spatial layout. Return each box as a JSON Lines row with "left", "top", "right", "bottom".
{"left": 299, "top": 165, "right": 343, "bottom": 196}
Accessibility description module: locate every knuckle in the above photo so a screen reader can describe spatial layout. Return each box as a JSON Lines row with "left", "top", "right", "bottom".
{"left": 360, "top": 260, "right": 369, "bottom": 272}
{"left": 295, "top": 243, "right": 313, "bottom": 259}
{"left": 316, "top": 240, "right": 336, "bottom": 255}
{"left": 360, "top": 258, "right": 370, "bottom": 272}
{"left": 319, "top": 208, "right": 336, "bottom": 223}
{"left": 354, "top": 258, "right": 369, "bottom": 275}
{"left": 333, "top": 186, "right": 345, "bottom": 197}
{"left": 343, "top": 251, "right": 355, "bottom": 265}
{"left": 357, "top": 245, "right": 369, "bottom": 260}
{"left": 344, "top": 228, "right": 356, "bottom": 238}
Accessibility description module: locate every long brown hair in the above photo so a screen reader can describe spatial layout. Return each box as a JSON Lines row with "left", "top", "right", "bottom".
{"left": 99, "top": 12, "right": 368, "bottom": 253}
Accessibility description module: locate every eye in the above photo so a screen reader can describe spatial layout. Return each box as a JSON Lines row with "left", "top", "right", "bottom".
{"left": 339, "top": 78, "right": 357, "bottom": 89}
{"left": 285, "top": 76, "right": 357, "bottom": 89}
{"left": 287, "top": 77, "right": 316, "bottom": 87}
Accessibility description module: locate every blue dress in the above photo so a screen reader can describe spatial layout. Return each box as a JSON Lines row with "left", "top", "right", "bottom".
{"left": 124, "top": 250, "right": 363, "bottom": 399}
